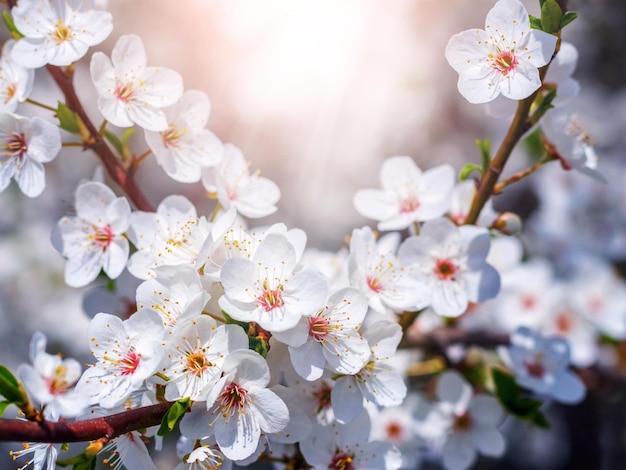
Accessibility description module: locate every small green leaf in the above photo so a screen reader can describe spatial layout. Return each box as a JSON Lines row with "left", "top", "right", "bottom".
{"left": 523, "top": 127, "right": 546, "bottom": 160}
{"left": 0, "top": 365, "right": 23, "bottom": 403}
{"left": 105, "top": 278, "right": 116, "bottom": 293}
{"left": 121, "top": 128, "right": 135, "bottom": 147}
{"left": 459, "top": 163, "right": 483, "bottom": 181}
{"left": 157, "top": 398, "right": 190, "bottom": 437}
{"left": 492, "top": 369, "right": 549, "bottom": 428}
{"left": 540, "top": 0, "right": 563, "bottom": 33}
{"left": 2, "top": 11, "right": 23, "bottom": 39}
{"left": 56, "top": 452, "right": 95, "bottom": 467}
{"left": 249, "top": 336, "right": 269, "bottom": 358}
{"left": 529, "top": 14, "right": 543, "bottom": 30}
{"left": 57, "top": 102, "right": 81, "bottom": 134}
{"left": 103, "top": 129, "right": 125, "bottom": 157}
{"left": 0, "top": 400, "right": 13, "bottom": 416}
{"left": 560, "top": 11, "right": 578, "bottom": 28}
{"left": 475, "top": 138, "right": 491, "bottom": 171}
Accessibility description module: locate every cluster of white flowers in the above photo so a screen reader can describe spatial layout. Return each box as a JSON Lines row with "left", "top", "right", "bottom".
{"left": 2, "top": 0, "right": 615, "bottom": 469}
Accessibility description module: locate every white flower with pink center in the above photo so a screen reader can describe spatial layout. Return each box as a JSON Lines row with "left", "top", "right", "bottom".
{"left": 10, "top": 0, "right": 113, "bottom": 68}
{"left": 201, "top": 143, "right": 280, "bottom": 219}
{"left": 144, "top": 90, "right": 223, "bottom": 183}
{"left": 332, "top": 321, "right": 407, "bottom": 424}
{"left": 57, "top": 181, "right": 131, "bottom": 287}
{"left": 75, "top": 309, "right": 165, "bottom": 408}
{"left": 127, "top": 195, "right": 210, "bottom": 280}
{"left": 445, "top": 0, "right": 557, "bottom": 104}
{"left": 180, "top": 350, "right": 289, "bottom": 461}
{"left": 272, "top": 287, "right": 371, "bottom": 381}
{"left": 435, "top": 371, "right": 506, "bottom": 470}
{"left": 0, "top": 113, "right": 61, "bottom": 197}
{"left": 353, "top": 156, "right": 454, "bottom": 231}
{"left": 18, "top": 332, "right": 88, "bottom": 420}
{"left": 498, "top": 326, "right": 586, "bottom": 404}
{"left": 0, "top": 40, "right": 34, "bottom": 112}
{"left": 160, "top": 316, "right": 249, "bottom": 402}
{"left": 398, "top": 218, "right": 500, "bottom": 317}
{"left": 349, "top": 226, "right": 429, "bottom": 315}
{"left": 219, "top": 233, "right": 328, "bottom": 332}
{"left": 90, "top": 34, "right": 183, "bottom": 131}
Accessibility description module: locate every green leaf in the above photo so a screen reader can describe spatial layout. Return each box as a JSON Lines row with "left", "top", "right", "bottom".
{"left": 475, "top": 138, "right": 491, "bottom": 171}
{"left": 560, "top": 11, "right": 578, "bottom": 28}
{"left": 157, "top": 398, "right": 190, "bottom": 437}
{"left": 222, "top": 311, "right": 250, "bottom": 332}
{"left": 538, "top": 0, "right": 547, "bottom": 7}
{"left": 540, "top": 0, "right": 563, "bottom": 33}
{"left": 459, "top": 163, "right": 483, "bottom": 181}
{"left": 57, "top": 102, "right": 81, "bottom": 134}
{"left": 121, "top": 128, "right": 135, "bottom": 147}
{"left": 523, "top": 127, "right": 546, "bottom": 160}
{"left": 0, "top": 365, "right": 23, "bottom": 403}
{"left": 56, "top": 452, "right": 96, "bottom": 468}
{"left": 529, "top": 14, "right": 543, "bottom": 30}
{"left": 492, "top": 369, "right": 549, "bottom": 428}
{"left": 0, "top": 400, "right": 13, "bottom": 416}
{"left": 2, "top": 11, "right": 23, "bottom": 39}
{"left": 249, "top": 336, "right": 269, "bottom": 358}
{"left": 103, "top": 129, "right": 125, "bottom": 157}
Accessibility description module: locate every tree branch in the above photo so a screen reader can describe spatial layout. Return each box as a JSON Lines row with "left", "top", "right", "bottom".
{"left": 45, "top": 65, "right": 154, "bottom": 212}
{"left": 0, "top": 402, "right": 173, "bottom": 443}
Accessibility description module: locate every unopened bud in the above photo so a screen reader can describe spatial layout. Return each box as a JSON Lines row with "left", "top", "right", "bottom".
{"left": 492, "top": 212, "right": 522, "bottom": 236}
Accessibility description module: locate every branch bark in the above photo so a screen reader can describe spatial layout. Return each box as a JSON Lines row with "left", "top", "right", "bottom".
{"left": 0, "top": 402, "right": 173, "bottom": 443}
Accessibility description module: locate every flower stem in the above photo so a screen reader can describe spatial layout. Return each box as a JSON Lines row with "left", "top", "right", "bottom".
{"left": 24, "top": 98, "right": 56, "bottom": 113}
{"left": 464, "top": 37, "right": 561, "bottom": 225}
{"left": 493, "top": 156, "right": 553, "bottom": 193}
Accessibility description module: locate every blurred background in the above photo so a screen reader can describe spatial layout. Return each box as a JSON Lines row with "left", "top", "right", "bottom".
{"left": 1, "top": 0, "right": 626, "bottom": 468}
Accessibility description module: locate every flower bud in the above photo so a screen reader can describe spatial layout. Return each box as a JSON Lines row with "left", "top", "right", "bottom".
{"left": 492, "top": 212, "right": 522, "bottom": 236}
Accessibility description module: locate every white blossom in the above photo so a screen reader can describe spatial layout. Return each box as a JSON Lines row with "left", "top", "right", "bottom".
{"left": 0, "top": 40, "right": 34, "bottom": 112}
{"left": 445, "top": 0, "right": 557, "bottom": 103}
{"left": 11, "top": 0, "right": 112, "bottom": 68}
{"left": 90, "top": 34, "right": 183, "bottom": 131}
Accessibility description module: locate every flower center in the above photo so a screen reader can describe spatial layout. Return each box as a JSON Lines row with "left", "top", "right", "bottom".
{"left": 162, "top": 125, "right": 184, "bottom": 149}
{"left": 53, "top": 20, "right": 72, "bottom": 44}
{"left": 258, "top": 279, "right": 285, "bottom": 312}
{"left": 3, "top": 84, "right": 17, "bottom": 104}
{"left": 46, "top": 364, "right": 73, "bottom": 395}
{"left": 520, "top": 294, "right": 537, "bottom": 310}
{"left": 330, "top": 451, "right": 355, "bottom": 470}
{"left": 434, "top": 259, "right": 457, "bottom": 281}
{"left": 308, "top": 314, "right": 331, "bottom": 342}
{"left": 453, "top": 412, "right": 473, "bottom": 431}
{"left": 493, "top": 50, "right": 519, "bottom": 75}
{"left": 4, "top": 132, "right": 27, "bottom": 159}
{"left": 386, "top": 421, "right": 403, "bottom": 440}
{"left": 92, "top": 225, "right": 114, "bottom": 249}
{"left": 115, "top": 81, "right": 136, "bottom": 104}
{"left": 525, "top": 360, "right": 545, "bottom": 379}
{"left": 313, "top": 381, "right": 332, "bottom": 414}
{"left": 555, "top": 311, "right": 573, "bottom": 333}
{"left": 399, "top": 196, "right": 420, "bottom": 214}
{"left": 119, "top": 348, "right": 140, "bottom": 376}
{"left": 185, "top": 351, "right": 212, "bottom": 376}
{"left": 218, "top": 383, "right": 249, "bottom": 418}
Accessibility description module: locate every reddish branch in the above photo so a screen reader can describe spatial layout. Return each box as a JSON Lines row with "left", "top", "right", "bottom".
{"left": 0, "top": 402, "right": 173, "bottom": 443}
{"left": 45, "top": 65, "right": 154, "bottom": 212}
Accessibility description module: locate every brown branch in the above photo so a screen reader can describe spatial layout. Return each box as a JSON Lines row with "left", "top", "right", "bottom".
{"left": 45, "top": 65, "right": 154, "bottom": 212}
{"left": 0, "top": 402, "right": 173, "bottom": 443}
